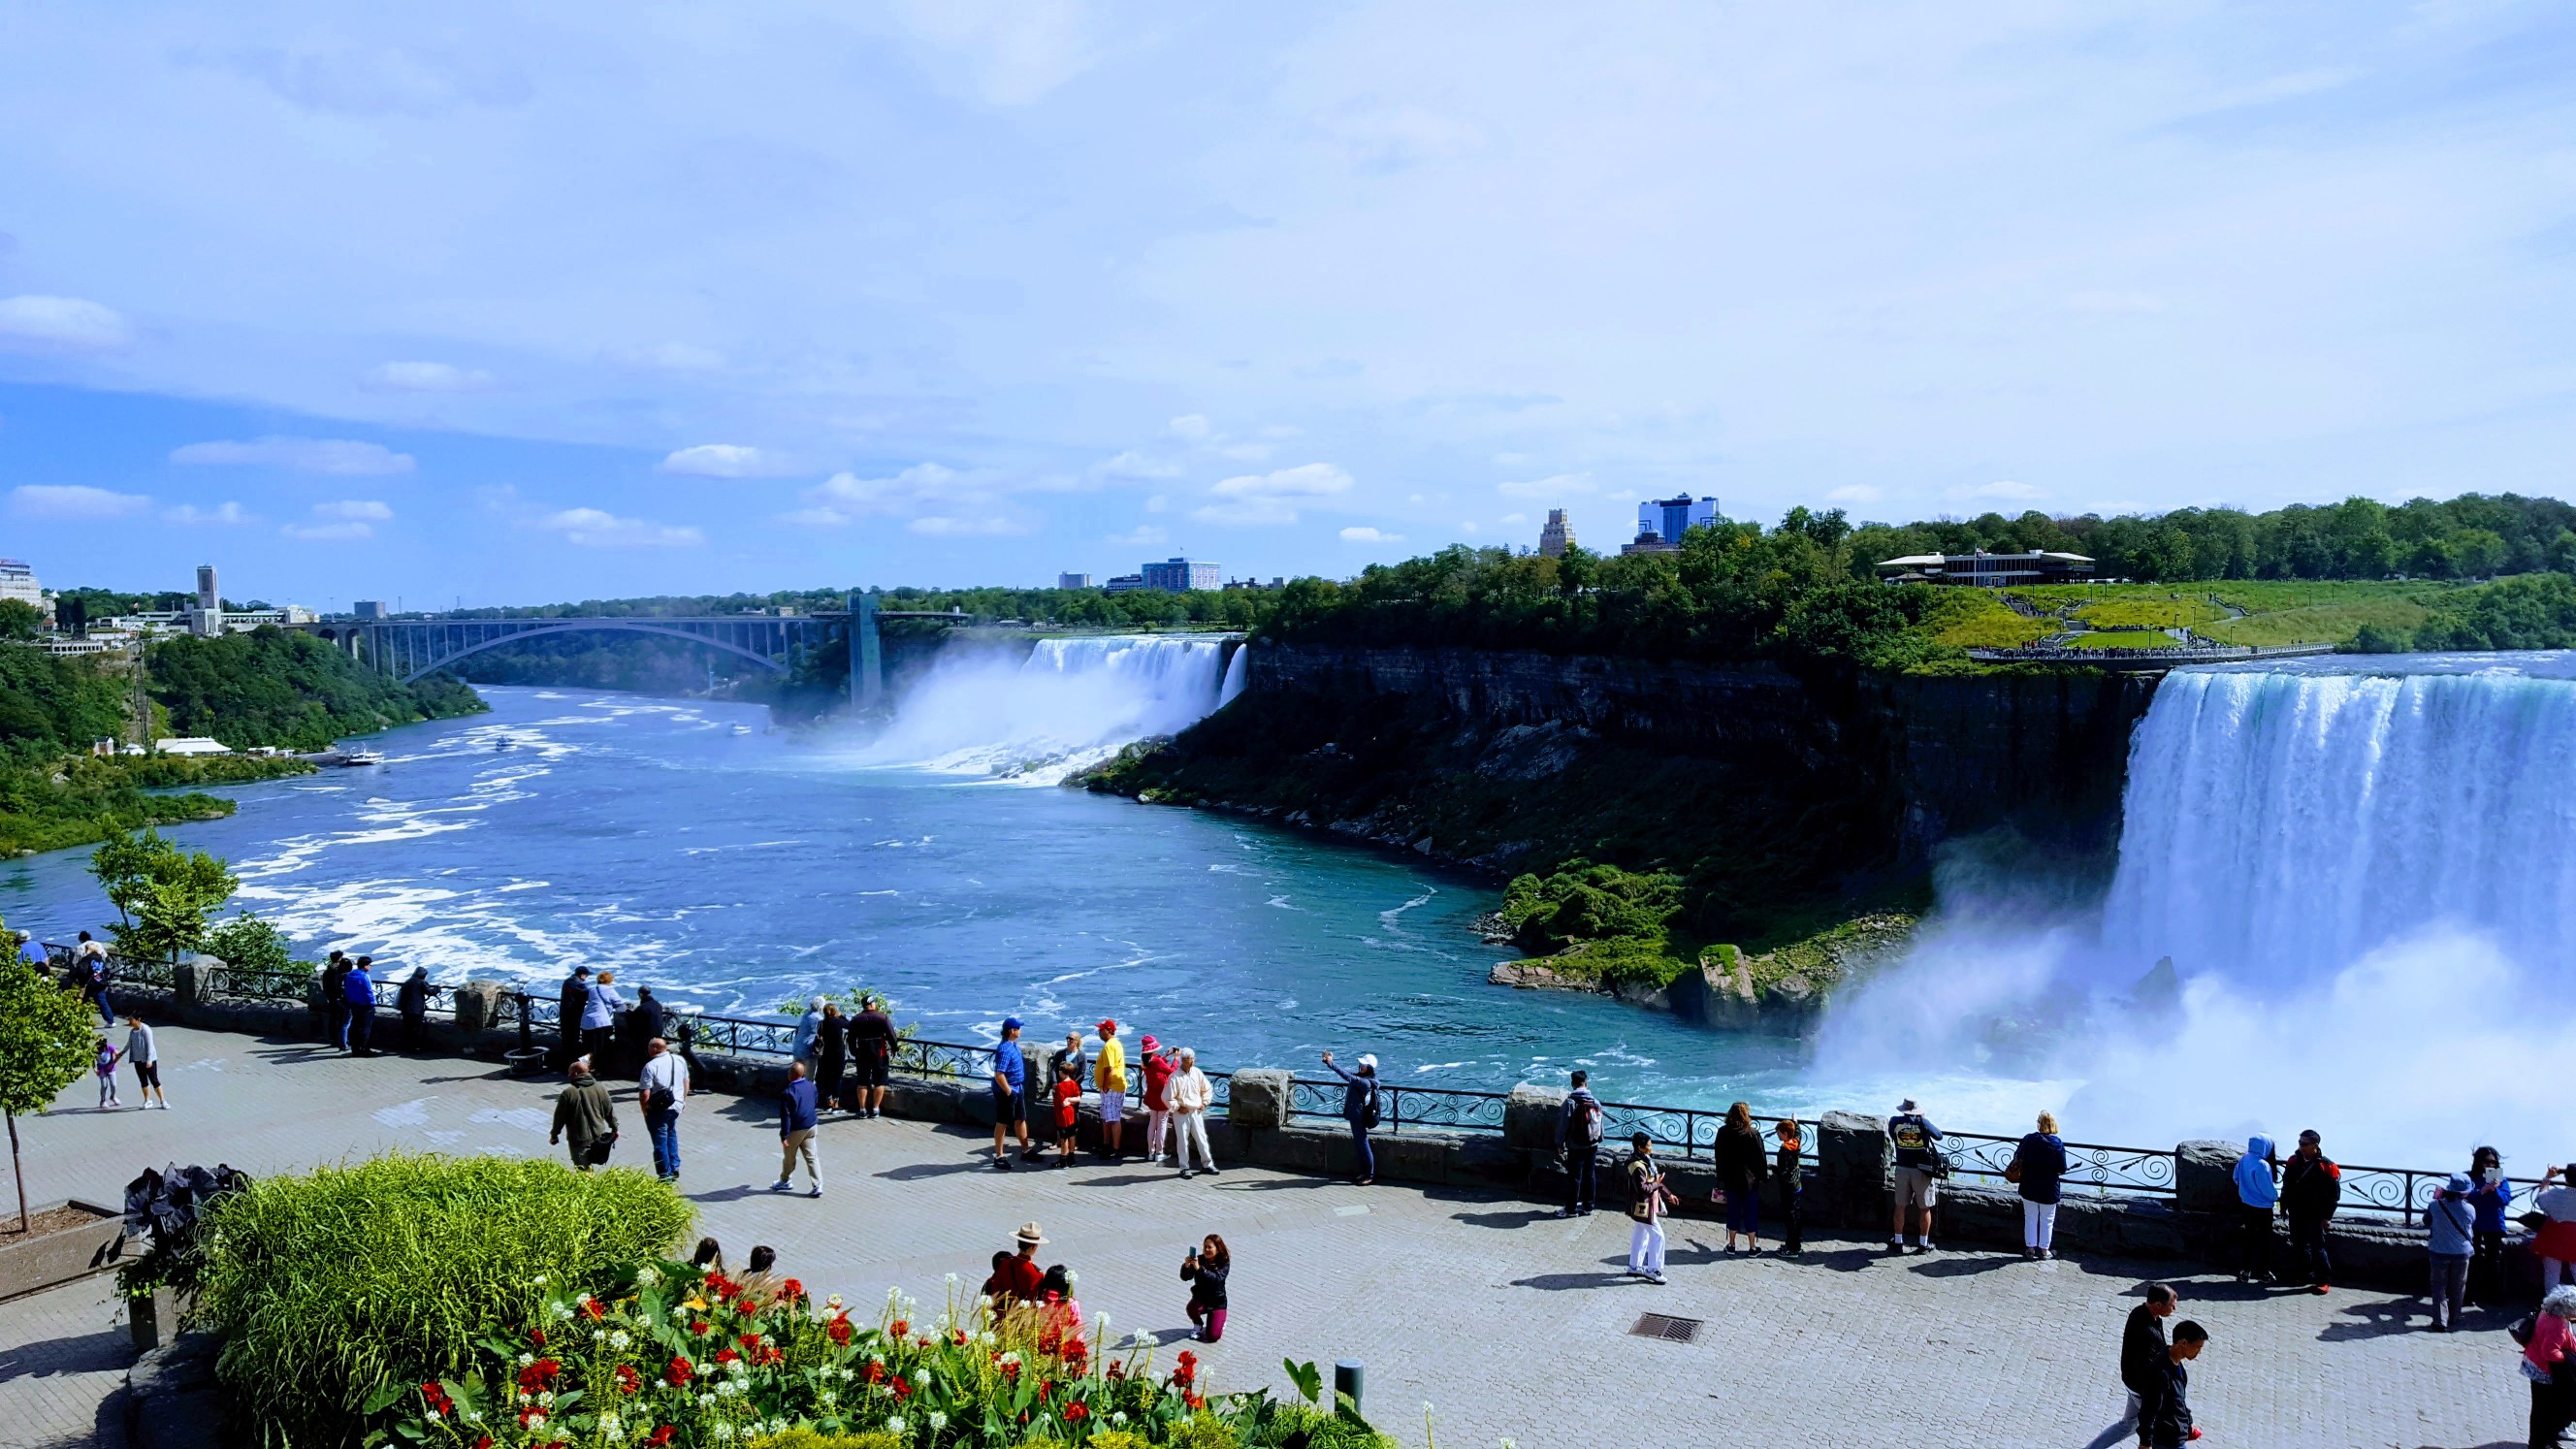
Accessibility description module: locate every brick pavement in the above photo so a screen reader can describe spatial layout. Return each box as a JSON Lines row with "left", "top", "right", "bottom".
{"left": 0, "top": 1027, "right": 2531, "bottom": 1448}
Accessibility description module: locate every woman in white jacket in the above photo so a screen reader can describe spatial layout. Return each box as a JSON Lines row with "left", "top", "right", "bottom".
{"left": 1168, "top": 1048, "right": 1218, "bottom": 1179}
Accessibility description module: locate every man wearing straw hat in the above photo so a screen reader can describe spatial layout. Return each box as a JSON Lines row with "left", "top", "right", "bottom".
{"left": 999, "top": 1221, "right": 1048, "bottom": 1303}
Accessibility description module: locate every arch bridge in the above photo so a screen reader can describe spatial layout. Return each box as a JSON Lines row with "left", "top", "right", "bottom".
{"left": 304, "top": 595, "right": 962, "bottom": 706}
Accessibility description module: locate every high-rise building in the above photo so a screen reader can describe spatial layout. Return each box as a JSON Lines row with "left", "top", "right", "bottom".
{"left": 189, "top": 564, "right": 223, "bottom": 636}
{"left": 1139, "top": 557, "right": 1221, "bottom": 593}
{"left": 1622, "top": 495, "right": 1721, "bottom": 554}
{"left": 1057, "top": 572, "right": 1094, "bottom": 590}
{"left": 1538, "top": 509, "right": 1575, "bottom": 559}
{"left": 195, "top": 564, "right": 218, "bottom": 611}
{"left": 0, "top": 558, "right": 39, "bottom": 609}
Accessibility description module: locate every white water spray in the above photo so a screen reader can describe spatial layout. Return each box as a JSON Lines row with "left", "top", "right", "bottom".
{"left": 1218, "top": 642, "right": 1249, "bottom": 708}
{"left": 845, "top": 634, "right": 1234, "bottom": 785}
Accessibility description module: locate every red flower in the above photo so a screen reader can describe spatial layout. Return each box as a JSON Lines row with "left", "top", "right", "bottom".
{"left": 863, "top": 1361, "right": 886, "bottom": 1385}
{"left": 1185, "top": 1393, "right": 1207, "bottom": 1411}
{"left": 999, "top": 1358, "right": 1021, "bottom": 1379}
{"left": 826, "top": 1317, "right": 853, "bottom": 1345}
{"left": 1065, "top": 1401, "right": 1090, "bottom": 1422}
{"left": 703, "top": 1272, "right": 734, "bottom": 1301}
{"left": 580, "top": 1297, "right": 604, "bottom": 1321}
{"left": 888, "top": 1318, "right": 909, "bottom": 1338}
{"left": 1038, "top": 1379, "right": 1052, "bottom": 1403}
{"left": 645, "top": 1429, "right": 675, "bottom": 1448}
{"left": 782, "top": 1277, "right": 805, "bottom": 1301}
{"left": 692, "top": 1320, "right": 713, "bottom": 1336}
{"left": 1104, "top": 1361, "right": 1127, "bottom": 1380}
{"left": 419, "top": 1381, "right": 454, "bottom": 1416}
{"left": 664, "top": 1357, "right": 694, "bottom": 1388}
{"left": 613, "top": 1365, "right": 643, "bottom": 1396}
{"left": 735, "top": 1297, "right": 762, "bottom": 1316}
{"left": 738, "top": 1334, "right": 763, "bottom": 1352}
{"left": 472, "top": 1437, "right": 494, "bottom": 1449}
{"left": 714, "top": 1349, "right": 741, "bottom": 1368}
{"left": 950, "top": 1329, "right": 968, "bottom": 1346}
{"left": 516, "top": 1359, "right": 563, "bottom": 1395}
{"left": 890, "top": 1375, "right": 913, "bottom": 1400}
{"left": 529, "top": 1327, "right": 548, "bottom": 1348}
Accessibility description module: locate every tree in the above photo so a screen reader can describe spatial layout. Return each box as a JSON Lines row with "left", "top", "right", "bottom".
{"left": 89, "top": 828, "right": 237, "bottom": 962}
{"left": 0, "top": 943, "right": 96, "bottom": 1229}
{"left": 0, "top": 599, "right": 40, "bottom": 641}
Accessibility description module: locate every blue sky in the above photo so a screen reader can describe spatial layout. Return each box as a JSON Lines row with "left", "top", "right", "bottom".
{"left": 3, "top": 2, "right": 2575, "bottom": 606}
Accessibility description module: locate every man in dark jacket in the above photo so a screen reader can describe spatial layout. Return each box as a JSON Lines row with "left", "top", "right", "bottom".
{"left": 396, "top": 968, "right": 430, "bottom": 1052}
{"left": 548, "top": 1059, "right": 618, "bottom": 1171}
{"left": 1555, "top": 1071, "right": 1603, "bottom": 1218}
{"left": 772, "top": 1061, "right": 822, "bottom": 1197}
{"left": 2137, "top": 1319, "right": 2206, "bottom": 1449}
{"left": 2120, "top": 1283, "right": 2177, "bottom": 1445}
{"left": 2280, "top": 1128, "right": 2343, "bottom": 1294}
{"left": 633, "top": 986, "right": 667, "bottom": 1047}
{"left": 321, "top": 951, "right": 350, "bottom": 1050}
{"left": 848, "top": 995, "right": 896, "bottom": 1119}
{"left": 555, "top": 966, "right": 592, "bottom": 1070}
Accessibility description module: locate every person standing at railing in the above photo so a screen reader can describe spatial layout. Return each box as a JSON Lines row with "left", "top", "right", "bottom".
{"left": 555, "top": 965, "right": 592, "bottom": 1071}
{"left": 2233, "top": 1136, "right": 2279, "bottom": 1286}
{"left": 343, "top": 955, "right": 377, "bottom": 1058}
{"left": 1140, "top": 1034, "right": 1175, "bottom": 1165}
{"left": 816, "top": 1002, "right": 847, "bottom": 1114}
{"left": 1888, "top": 1097, "right": 1944, "bottom": 1255}
{"left": 2535, "top": 1165, "right": 2576, "bottom": 1294}
{"left": 990, "top": 1016, "right": 1033, "bottom": 1171}
{"left": 77, "top": 933, "right": 115, "bottom": 1027}
{"left": 2281, "top": 1129, "right": 2343, "bottom": 1295}
{"left": 396, "top": 968, "right": 430, "bottom": 1053}
{"left": 1555, "top": 1071, "right": 1603, "bottom": 1219}
{"left": 2467, "top": 1146, "right": 2516, "bottom": 1307}
{"left": 1168, "top": 1047, "right": 1216, "bottom": 1179}
{"left": 1321, "top": 1049, "right": 1378, "bottom": 1186}
{"left": 791, "top": 996, "right": 825, "bottom": 1077}
{"left": 2012, "top": 1111, "right": 2070, "bottom": 1262}
{"left": 1773, "top": 1118, "right": 1805, "bottom": 1257}
{"left": 1046, "top": 1027, "right": 1088, "bottom": 1165}
{"left": 322, "top": 951, "right": 351, "bottom": 1052}
{"left": 637, "top": 1037, "right": 689, "bottom": 1183}
{"left": 849, "top": 994, "right": 895, "bottom": 1120}
{"left": 582, "top": 971, "right": 626, "bottom": 1072}
{"left": 1714, "top": 1102, "right": 1768, "bottom": 1254}
{"left": 2427, "top": 1173, "right": 2476, "bottom": 1333}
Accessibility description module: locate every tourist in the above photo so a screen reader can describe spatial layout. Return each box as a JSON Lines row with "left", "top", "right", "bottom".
{"left": 2013, "top": 1110, "right": 2071, "bottom": 1261}
{"left": 2525, "top": 1284, "right": 2576, "bottom": 1448}
{"left": 1141, "top": 1034, "right": 1175, "bottom": 1163}
{"left": 816, "top": 1001, "right": 846, "bottom": 1112}
{"left": 2233, "top": 1135, "right": 2280, "bottom": 1285}
{"left": 2138, "top": 1320, "right": 2208, "bottom": 1449}
{"left": 1038, "top": 1265, "right": 1082, "bottom": 1337}
{"left": 639, "top": 1037, "right": 690, "bottom": 1182}
{"left": 1713, "top": 1102, "right": 1768, "bottom": 1254}
{"left": 2427, "top": 1172, "right": 2476, "bottom": 1332}
{"left": 990, "top": 1016, "right": 1032, "bottom": 1170}
{"left": 1555, "top": 1070, "right": 1604, "bottom": 1218}
{"left": 323, "top": 950, "right": 352, "bottom": 1051}
{"left": 978, "top": 1249, "right": 1016, "bottom": 1304}
{"left": 691, "top": 1237, "right": 725, "bottom": 1274}
{"left": 633, "top": 984, "right": 668, "bottom": 1047}
{"left": 396, "top": 967, "right": 430, "bottom": 1052}
{"left": 555, "top": 965, "right": 592, "bottom": 1070}
{"left": 582, "top": 970, "right": 626, "bottom": 1071}
{"left": 2281, "top": 1128, "right": 2343, "bottom": 1293}
{"left": 1625, "top": 1131, "right": 1672, "bottom": 1285}
{"left": 1001, "top": 1222, "right": 1048, "bottom": 1303}
{"left": 1888, "top": 1096, "right": 1945, "bottom": 1254}
{"left": 1182, "top": 1234, "right": 1231, "bottom": 1341}
{"left": 344, "top": 955, "right": 378, "bottom": 1057}
{"left": 1047, "top": 1027, "right": 1088, "bottom": 1165}
{"left": 1093, "top": 1018, "right": 1127, "bottom": 1159}
{"left": 93, "top": 1035, "right": 123, "bottom": 1110}
{"left": 792, "top": 996, "right": 826, "bottom": 1076}
{"left": 2468, "top": 1145, "right": 2517, "bottom": 1306}
{"left": 1322, "top": 1049, "right": 1380, "bottom": 1185}
{"left": 124, "top": 1014, "right": 167, "bottom": 1111}
{"left": 548, "top": 1056, "right": 618, "bottom": 1172}
{"left": 2532, "top": 1165, "right": 2576, "bottom": 1294}
{"left": 2120, "top": 1283, "right": 2178, "bottom": 1445}
{"left": 74, "top": 938, "right": 115, "bottom": 1027}
{"left": 738, "top": 1244, "right": 784, "bottom": 1302}
{"left": 1169, "top": 1046, "right": 1216, "bottom": 1178}
{"left": 1773, "top": 1117, "right": 1805, "bottom": 1257}
{"left": 771, "top": 1060, "right": 822, "bottom": 1197}
{"left": 849, "top": 994, "right": 895, "bottom": 1119}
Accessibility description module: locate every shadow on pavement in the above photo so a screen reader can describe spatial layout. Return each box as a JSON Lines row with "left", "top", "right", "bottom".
{"left": 1908, "top": 1253, "right": 2019, "bottom": 1279}
{"left": 1506, "top": 1271, "right": 1641, "bottom": 1292}
{"left": 0, "top": 1326, "right": 134, "bottom": 1383}
{"left": 2318, "top": 1297, "right": 2425, "bottom": 1342}
{"left": 1450, "top": 1208, "right": 1554, "bottom": 1230}
{"left": 876, "top": 1160, "right": 1011, "bottom": 1182}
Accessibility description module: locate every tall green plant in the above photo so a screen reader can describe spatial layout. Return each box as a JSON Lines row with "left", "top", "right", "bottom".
{"left": 0, "top": 945, "right": 97, "bottom": 1230}
{"left": 193, "top": 1153, "right": 691, "bottom": 1447}
{"left": 88, "top": 827, "right": 238, "bottom": 961}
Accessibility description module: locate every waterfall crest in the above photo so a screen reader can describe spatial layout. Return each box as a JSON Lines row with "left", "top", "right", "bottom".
{"left": 848, "top": 633, "right": 1233, "bottom": 784}
{"left": 1217, "top": 643, "right": 1249, "bottom": 708}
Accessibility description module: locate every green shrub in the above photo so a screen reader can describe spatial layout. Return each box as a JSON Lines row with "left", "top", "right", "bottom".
{"left": 194, "top": 1152, "right": 691, "bottom": 1447}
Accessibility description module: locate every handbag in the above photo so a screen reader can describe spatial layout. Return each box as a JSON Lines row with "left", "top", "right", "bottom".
{"left": 2004, "top": 1160, "right": 2024, "bottom": 1184}
{"left": 585, "top": 1134, "right": 617, "bottom": 1167}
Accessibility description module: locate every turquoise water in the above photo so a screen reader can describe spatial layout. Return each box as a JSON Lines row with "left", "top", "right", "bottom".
{"left": 1, "top": 686, "right": 1826, "bottom": 1110}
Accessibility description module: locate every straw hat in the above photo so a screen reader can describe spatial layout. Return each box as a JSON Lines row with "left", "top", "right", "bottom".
{"left": 1015, "top": 1221, "right": 1047, "bottom": 1247}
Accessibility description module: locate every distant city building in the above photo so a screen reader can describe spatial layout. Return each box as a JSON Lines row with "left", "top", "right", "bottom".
{"left": 1875, "top": 550, "right": 2095, "bottom": 587}
{"left": 1538, "top": 509, "right": 1575, "bottom": 559}
{"left": 0, "top": 558, "right": 39, "bottom": 609}
{"left": 1102, "top": 574, "right": 1147, "bottom": 593}
{"left": 155, "top": 736, "right": 233, "bottom": 757}
{"left": 352, "top": 600, "right": 390, "bottom": 620}
{"left": 1057, "top": 572, "right": 1094, "bottom": 590}
{"left": 1139, "top": 557, "right": 1221, "bottom": 593}
{"left": 1223, "top": 576, "right": 1285, "bottom": 590}
{"left": 1621, "top": 495, "right": 1722, "bottom": 555}
{"left": 188, "top": 564, "right": 223, "bottom": 636}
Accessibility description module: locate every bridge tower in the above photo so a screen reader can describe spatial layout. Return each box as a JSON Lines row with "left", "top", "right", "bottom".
{"left": 849, "top": 592, "right": 884, "bottom": 710}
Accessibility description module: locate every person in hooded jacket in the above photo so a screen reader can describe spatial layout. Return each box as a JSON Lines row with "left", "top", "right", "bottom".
{"left": 2426, "top": 1172, "right": 2476, "bottom": 1332}
{"left": 2013, "top": 1111, "right": 2072, "bottom": 1260}
{"left": 2233, "top": 1135, "right": 2280, "bottom": 1286}
{"left": 396, "top": 967, "right": 430, "bottom": 1052}
{"left": 2281, "top": 1128, "right": 2343, "bottom": 1294}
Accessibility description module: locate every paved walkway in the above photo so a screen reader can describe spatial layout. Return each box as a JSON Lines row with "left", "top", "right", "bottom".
{"left": 0, "top": 1027, "right": 2529, "bottom": 1448}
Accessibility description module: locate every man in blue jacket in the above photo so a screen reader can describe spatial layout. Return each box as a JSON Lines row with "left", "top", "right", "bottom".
{"left": 772, "top": 1060, "right": 821, "bottom": 1198}
{"left": 2233, "top": 1135, "right": 2279, "bottom": 1284}
{"left": 343, "top": 955, "right": 377, "bottom": 1057}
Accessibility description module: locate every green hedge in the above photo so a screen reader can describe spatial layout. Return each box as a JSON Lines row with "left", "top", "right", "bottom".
{"left": 194, "top": 1153, "right": 691, "bottom": 1446}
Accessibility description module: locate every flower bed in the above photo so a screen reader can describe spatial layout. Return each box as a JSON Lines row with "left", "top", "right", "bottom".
{"left": 391, "top": 1264, "right": 1392, "bottom": 1449}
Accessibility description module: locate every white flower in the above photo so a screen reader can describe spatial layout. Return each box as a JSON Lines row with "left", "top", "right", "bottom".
{"left": 869, "top": 1354, "right": 886, "bottom": 1368}
{"left": 826, "top": 1293, "right": 845, "bottom": 1309}
{"left": 944, "top": 1272, "right": 959, "bottom": 1286}
{"left": 609, "top": 1330, "right": 631, "bottom": 1350}
{"left": 517, "top": 1352, "right": 534, "bottom": 1367}
{"left": 711, "top": 1424, "right": 734, "bottom": 1442}
{"left": 886, "top": 1417, "right": 907, "bottom": 1436}
{"left": 818, "top": 1390, "right": 836, "bottom": 1407}
{"left": 532, "top": 1274, "right": 549, "bottom": 1286}
{"left": 596, "top": 1412, "right": 624, "bottom": 1441}
{"left": 998, "top": 1351, "right": 1020, "bottom": 1368}
{"left": 636, "top": 1266, "right": 660, "bottom": 1285}
{"left": 524, "top": 1411, "right": 547, "bottom": 1431}
{"left": 550, "top": 1303, "right": 575, "bottom": 1321}
{"left": 927, "top": 1411, "right": 947, "bottom": 1432}
{"left": 1111, "top": 1411, "right": 1128, "bottom": 1426}
{"left": 537, "top": 1391, "right": 555, "bottom": 1406}
{"left": 699, "top": 1394, "right": 717, "bottom": 1408}
{"left": 727, "top": 1358, "right": 748, "bottom": 1377}
{"left": 426, "top": 1410, "right": 441, "bottom": 1421}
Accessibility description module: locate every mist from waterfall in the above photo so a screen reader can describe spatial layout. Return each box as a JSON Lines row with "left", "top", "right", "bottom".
{"left": 838, "top": 634, "right": 1235, "bottom": 785}
{"left": 1814, "top": 653, "right": 2576, "bottom": 1165}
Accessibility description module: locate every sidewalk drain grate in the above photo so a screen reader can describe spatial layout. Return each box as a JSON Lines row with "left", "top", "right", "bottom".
{"left": 1629, "top": 1312, "right": 1702, "bottom": 1343}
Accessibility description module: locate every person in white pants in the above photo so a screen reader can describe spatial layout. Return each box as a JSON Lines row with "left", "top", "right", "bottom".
{"left": 1623, "top": 1133, "right": 1671, "bottom": 1284}
{"left": 2013, "top": 1110, "right": 2070, "bottom": 1262}
{"left": 1168, "top": 1048, "right": 1217, "bottom": 1179}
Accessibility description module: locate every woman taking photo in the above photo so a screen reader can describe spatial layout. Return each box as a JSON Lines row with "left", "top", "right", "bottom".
{"left": 1713, "top": 1102, "right": 1769, "bottom": 1255}
{"left": 1181, "top": 1235, "right": 1231, "bottom": 1342}
{"left": 1321, "top": 1049, "right": 1379, "bottom": 1185}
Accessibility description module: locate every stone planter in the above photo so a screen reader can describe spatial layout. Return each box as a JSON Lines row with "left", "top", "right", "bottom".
{"left": 127, "top": 1284, "right": 177, "bottom": 1350}
{"left": 0, "top": 1198, "right": 123, "bottom": 1303}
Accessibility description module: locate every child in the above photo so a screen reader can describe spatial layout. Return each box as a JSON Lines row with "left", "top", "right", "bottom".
{"left": 1051, "top": 1071, "right": 1081, "bottom": 1170}
{"left": 94, "top": 1038, "right": 124, "bottom": 1110}
{"left": 1774, "top": 1117, "right": 1805, "bottom": 1258}
{"left": 978, "top": 1249, "right": 1016, "bottom": 1304}
{"left": 2140, "top": 1319, "right": 2207, "bottom": 1448}
{"left": 1181, "top": 1235, "right": 1230, "bottom": 1342}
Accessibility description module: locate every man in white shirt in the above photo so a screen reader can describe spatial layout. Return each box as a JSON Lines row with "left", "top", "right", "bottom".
{"left": 638, "top": 1037, "right": 691, "bottom": 1183}
{"left": 1167, "top": 1047, "right": 1218, "bottom": 1180}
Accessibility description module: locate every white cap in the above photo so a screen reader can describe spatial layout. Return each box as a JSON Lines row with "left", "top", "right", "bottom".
{"left": 1357, "top": 1053, "right": 1378, "bottom": 1070}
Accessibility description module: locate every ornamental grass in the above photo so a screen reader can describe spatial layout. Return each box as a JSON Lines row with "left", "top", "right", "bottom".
{"left": 193, "top": 1153, "right": 692, "bottom": 1447}
{"left": 390, "top": 1264, "right": 1394, "bottom": 1449}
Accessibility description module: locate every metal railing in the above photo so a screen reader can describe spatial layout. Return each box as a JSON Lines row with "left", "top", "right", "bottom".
{"left": 46, "top": 949, "right": 2527, "bottom": 1227}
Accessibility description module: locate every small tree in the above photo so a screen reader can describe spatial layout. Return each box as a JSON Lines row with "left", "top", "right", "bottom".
{"left": 0, "top": 945, "right": 97, "bottom": 1230}
{"left": 89, "top": 828, "right": 238, "bottom": 962}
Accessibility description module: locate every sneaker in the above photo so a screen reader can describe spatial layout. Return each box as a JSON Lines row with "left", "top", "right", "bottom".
{"left": 1203, "top": 1166, "right": 1221, "bottom": 1175}
{"left": 992, "top": 1158, "right": 1014, "bottom": 1171}
{"left": 1918, "top": 1241, "right": 1937, "bottom": 1255}
{"left": 1558, "top": 1208, "right": 1578, "bottom": 1219}
{"left": 2312, "top": 1283, "right": 2331, "bottom": 1295}
{"left": 1178, "top": 1169, "right": 1194, "bottom": 1179}
{"left": 1888, "top": 1238, "right": 1907, "bottom": 1253}
{"left": 1646, "top": 1273, "right": 1667, "bottom": 1285}
{"left": 808, "top": 1184, "right": 823, "bottom": 1199}
{"left": 768, "top": 1179, "right": 791, "bottom": 1193}
{"left": 1746, "top": 1246, "right": 1763, "bottom": 1257}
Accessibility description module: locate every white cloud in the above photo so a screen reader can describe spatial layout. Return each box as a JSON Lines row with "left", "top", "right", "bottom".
{"left": 1216, "top": 441, "right": 1272, "bottom": 462}
{"left": 281, "top": 521, "right": 375, "bottom": 541}
{"left": 1958, "top": 480, "right": 2045, "bottom": 501}
{"left": 0, "top": 295, "right": 129, "bottom": 351}
{"left": 1097, "top": 450, "right": 1182, "bottom": 480}
{"left": 658, "top": 443, "right": 787, "bottom": 478}
{"left": 783, "top": 463, "right": 963, "bottom": 526}
{"left": 610, "top": 341, "right": 726, "bottom": 371}
{"left": 1167, "top": 414, "right": 1212, "bottom": 441}
{"left": 1195, "top": 462, "right": 1354, "bottom": 527}
{"left": 315, "top": 499, "right": 395, "bottom": 521}
{"left": 1339, "top": 526, "right": 1402, "bottom": 543}
{"left": 536, "top": 507, "right": 703, "bottom": 548}
{"left": 1143, "top": 494, "right": 1169, "bottom": 513}
{"left": 1497, "top": 471, "right": 1596, "bottom": 499}
{"left": 14, "top": 484, "right": 150, "bottom": 519}
{"left": 1499, "top": 512, "right": 1527, "bottom": 525}
{"left": 2068, "top": 291, "right": 2169, "bottom": 314}
{"left": 276, "top": 499, "right": 395, "bottom": 539}
{"left": 367, "top": 360, "right": 497, "bottom": 392}
{"left": 1107, "top": 525, "right": 1168, "bottom": 546}
{"left": 163, "top": 500, "right": 253, "bottom": 526}
{"left": 171, "top": 436, "right": 415, "bottom": 475}
{"left": 1827, "top": 484, "right": 1886, "bottom": 504}
{"left": 908, "top": 514, "right": 1032, "bottom": 537}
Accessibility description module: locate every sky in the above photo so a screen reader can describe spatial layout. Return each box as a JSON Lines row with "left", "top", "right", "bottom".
{"left": 3, "top": 1, "right": 2575, "bottom": 607}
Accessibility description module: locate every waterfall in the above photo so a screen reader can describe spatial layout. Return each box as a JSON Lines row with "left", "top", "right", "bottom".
{"left": 2101, "top": 657, "right": 2576, "bottom": 985}
{"left": 1217, "top": 642, "right": 1249, "bottom": 708}
{"left": 845, "top": 633, "right": 1234, "bottom": 784}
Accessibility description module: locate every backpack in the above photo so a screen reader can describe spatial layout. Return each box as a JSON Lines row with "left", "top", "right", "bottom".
{"left": 1362, "top": 1081, "right": 1380, "bottom": 1130}
{"left": 2510, "top": 1312, "right": 2538, "bottom": 1347}
{"left": 1573, "top": 1093, "right": 1602, "bottom": 1145}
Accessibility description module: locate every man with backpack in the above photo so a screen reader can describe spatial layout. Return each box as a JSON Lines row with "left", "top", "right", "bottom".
{"left": 2281, "top": 1127, "right": 2343, "bottom": 1293}
{"left": 1557, "top": 1070, "right": 1605, "bottom": 1218}
{"left": 1888, "top": 1096, "right": 1945, "bottom": 1254}
{"left": 637, "top": 1036, "right": 690, "bottom": 1182}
